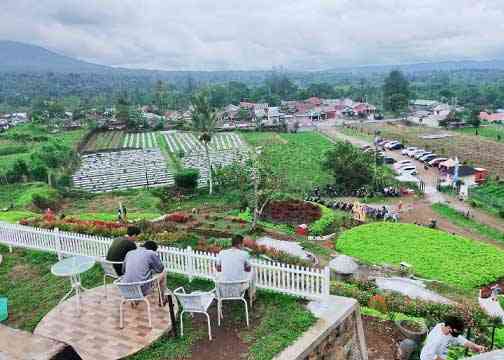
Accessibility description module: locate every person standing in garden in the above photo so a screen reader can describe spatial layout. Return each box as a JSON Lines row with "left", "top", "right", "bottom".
{"left": 420, "top": 316, "right": 486, "bottom": 360}
{"left": 106, "top": 225, "right": 140, "bottom": 275}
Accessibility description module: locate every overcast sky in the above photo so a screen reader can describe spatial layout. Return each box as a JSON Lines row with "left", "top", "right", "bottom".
{"left": 1, "top": 0, "right": 504, "bottom": 71}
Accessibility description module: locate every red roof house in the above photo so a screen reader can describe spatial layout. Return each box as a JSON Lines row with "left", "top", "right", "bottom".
{"left": 479, "top": 112, "right": 504, "bottom": 122}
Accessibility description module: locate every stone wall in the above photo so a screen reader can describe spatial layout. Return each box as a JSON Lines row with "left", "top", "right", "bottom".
{"left": 274, "top": 296, "right": 367, "bottom": 360}
{"left": 303, "top": 314, "right": 360, "bottom": 360}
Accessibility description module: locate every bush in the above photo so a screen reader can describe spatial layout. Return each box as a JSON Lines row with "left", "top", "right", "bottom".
{"left": 309, "top": 205, "right": 337, "bottom": 236}
{"left": 31, "top": 193, "right": 59, "bottom": 210}
{"left": 174, "top": 169, "right": 199, "bottom": 190}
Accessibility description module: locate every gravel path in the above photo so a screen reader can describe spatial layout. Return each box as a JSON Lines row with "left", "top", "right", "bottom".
{"left": 375, "top": 277, "right": 453, "bottom": 304}
{"left": 256, "top": 237, "right": 310, "bottom": 260}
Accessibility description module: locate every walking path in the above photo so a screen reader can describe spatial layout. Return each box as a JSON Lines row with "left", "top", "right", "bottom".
{"left": 320, "top": 127, "right": 504, "bottom": 233}
{"left": 375, "top": 277, "right": 453, "bottom": 304}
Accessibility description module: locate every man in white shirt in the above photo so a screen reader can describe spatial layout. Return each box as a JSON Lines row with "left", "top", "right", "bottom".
{"left": 420, "top": 316, "right": 486, "bottom": 360}
{"left": 216, "top": 235, "right": 251, "bottom": 281}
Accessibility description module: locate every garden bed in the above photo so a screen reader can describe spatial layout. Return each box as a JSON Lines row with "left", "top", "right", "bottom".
{"left": 261, "top": 200, "right": 321, "bottom": 225}
{"left": 337, "top": 223, "right": 504, "bottom": 290}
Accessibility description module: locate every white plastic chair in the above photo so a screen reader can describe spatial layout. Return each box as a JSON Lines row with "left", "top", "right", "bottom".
{"left": 173, "top": 287, "right": 216, "bottom": 340}
{"left": 99, "top": 260, "right": 123, "bottom": 298}
{"left": 215, "top": 279, "right": 250, "bottom": 327}
{"left": 114, "top": 277, "right": 159, "bottom": 329}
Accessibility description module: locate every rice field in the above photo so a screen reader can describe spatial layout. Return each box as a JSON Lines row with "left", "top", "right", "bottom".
{"left": 162, "top": 131, "right": 246, "bottom": 154}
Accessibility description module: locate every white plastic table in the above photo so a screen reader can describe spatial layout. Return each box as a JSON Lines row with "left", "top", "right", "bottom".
{"left": 51, "top": 256, "right": 96, "bottom": 313}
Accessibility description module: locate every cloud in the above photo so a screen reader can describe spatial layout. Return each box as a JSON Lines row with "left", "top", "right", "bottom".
{"left": 0, "top": 0, "right": 503, "bottom": 70}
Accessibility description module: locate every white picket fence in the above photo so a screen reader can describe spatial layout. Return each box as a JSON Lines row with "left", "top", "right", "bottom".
{"left": 0, "top": 221, "right": 330, "bottom": 300}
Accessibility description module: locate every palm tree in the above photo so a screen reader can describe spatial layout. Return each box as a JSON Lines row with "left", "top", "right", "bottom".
{"left": 191, "top": 90, "right": 218, "bottom": 195}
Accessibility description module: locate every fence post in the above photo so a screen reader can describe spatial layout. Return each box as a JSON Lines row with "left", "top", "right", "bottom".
{"left": 54, "top": 228, "right": 62, "bottom": 260}
{"left": 187, "top": 246, "right": 194, "bottom": 282}
{"left": 323, "top": 266, "right": 331, "bottom": 298}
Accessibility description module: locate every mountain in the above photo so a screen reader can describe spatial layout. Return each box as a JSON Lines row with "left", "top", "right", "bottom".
{"left": 0, "top": 40, "right": 112, "bottom": 73}
{"left": 3, "top": 40, "right": 504, "bottom": 77}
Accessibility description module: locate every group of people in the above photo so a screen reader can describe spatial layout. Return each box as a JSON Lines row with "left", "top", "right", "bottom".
{"left": 106, "top": 226, "right": 252, "bottom": 302}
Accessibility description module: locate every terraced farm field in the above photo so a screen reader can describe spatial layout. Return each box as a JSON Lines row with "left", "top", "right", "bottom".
{"left": 456, "top": 124, "right": 504, "bottom": 143}
{"left": 361, "top": 122, "right": 504, "bottom": 177}
{"left": 470, "top": 181, "right": 504, "bottom": 214}
{"left": 162, "top": 131, "right": 245, "bottom": 154}
{"left": 82, "top": 131, "right": 159, "bottom": 152}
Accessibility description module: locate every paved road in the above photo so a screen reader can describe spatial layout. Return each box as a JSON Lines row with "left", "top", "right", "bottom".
{"left": 321, "top": 127, "right": 504, "bottom": 233}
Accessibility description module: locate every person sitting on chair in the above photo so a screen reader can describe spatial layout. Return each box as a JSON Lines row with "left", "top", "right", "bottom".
{"left": 106, "top": 226, "right": 140, "bottom": 276}
{"left": 122, "top": 240, "right": 165, "bottom": 297}
{"left": 216, "top": 235, "right": 251, "bottom": 282}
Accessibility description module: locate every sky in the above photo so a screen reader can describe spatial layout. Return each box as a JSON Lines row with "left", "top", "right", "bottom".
{"left": 1, "top": 0, "right": 504, "bottom": 71}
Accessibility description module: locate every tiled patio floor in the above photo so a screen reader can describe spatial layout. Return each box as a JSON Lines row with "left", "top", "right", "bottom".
{"left": 34, "top": 285, "right": 177, "bottom": 360}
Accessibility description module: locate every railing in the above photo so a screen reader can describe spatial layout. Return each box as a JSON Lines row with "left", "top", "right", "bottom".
{"left": 0, "top": 221, "right": 330, "bottom": 300}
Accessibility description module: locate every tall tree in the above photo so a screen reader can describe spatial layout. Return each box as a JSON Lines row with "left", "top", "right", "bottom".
{"left": 31, "top": 141, "right": 73, "bottom": 186}
{"left": 191, "top": 90, "right": 218, "bottom": 195}
{"left": 116, "top": 93, "right": 130, "bottom": 122}
{"left": 467, "top": 108, "right": 482, "bottom": 134}
{"left": 153, "top": 80, "right": 169, "bottom": 114}
{"left": 383, "top": 70, "right": 410, "bottom": 113}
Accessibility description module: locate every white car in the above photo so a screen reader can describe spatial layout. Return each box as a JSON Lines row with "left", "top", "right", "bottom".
{"left": 420, "top": 154, "right": 437, "bottom": 162}
{"left": 407, "top": 148, "right": 422, "bottom": 157}
{"left": 396, "top": 163, "right": 416, "bottom": 170}
{"left": 402, "top": 147, "right": 416, "bottom": 156}
{"left": 394, "top": 160, "right": 414, "bottom": 169}
{"left": 384, "top": 141, "right": 400, "bottom": 149}
{"left": 428, "top": 157, "right": 448, "bottom": 167}
{"left": 410, "top": 149, "right": 426, "bottom": 158}
{"left": 400, "top": 166, "right": 418, "bottom": 175}
{"left": 415, "top": 151, "right": 432, "bottom": 159}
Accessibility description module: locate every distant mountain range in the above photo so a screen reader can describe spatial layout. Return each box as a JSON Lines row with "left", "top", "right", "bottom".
{"left": 2, "top": 40, "right": 504, "bottom": 76}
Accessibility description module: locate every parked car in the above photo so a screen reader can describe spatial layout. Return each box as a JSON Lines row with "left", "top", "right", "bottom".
{"left": 388, "top": 142, "right": 404, "bottom": 150}
{"left": 383, "top": 156, "right": 396, "bottom": 164}
{"left": 394, "top": 160, "right": 414, "bottom": 169}
{"left": 415, "top": 151, "right": 432, "bottom": 160}
{"left": 402, "top": 147, "right": 416, "bottom": 156}
{"left": 410, "top": 149, "right": 426, "bottom": 158}
{"left": 420, "top": 154, "right": 437, "bottom": 162}
{"left": 384, "top": 141, "right": 399, "bottom": 148}
{"left": 400, "top": 166, "right": 418, "bottom": 175}
{"left": 428, "top": 157, "right": 448, "bottom": 167}
{"left": 407, "top": 148, "right": 422, "bottom": 157}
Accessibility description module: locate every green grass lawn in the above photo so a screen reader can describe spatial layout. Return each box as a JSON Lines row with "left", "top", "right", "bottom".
{"left": 456, "top": 124, "right": 504, "bottom": 143}
{"left": 0, "top": 182, "right": 58, "bottom": 209}
{"left": 337, "top": 223, "right": 504, "bottom": 290}
{"left": 241, "top": 132, "right": 334, "bottom": 194}
{"left": 0, "top": 245, "right": 103, "bottom": 331}
{"left": 432, "top": 203, "right": 504, "bottom": 243}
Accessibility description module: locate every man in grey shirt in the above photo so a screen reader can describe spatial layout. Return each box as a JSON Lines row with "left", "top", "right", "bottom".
{"left": 122, "top": 241, "right": 165, "bottom": 296}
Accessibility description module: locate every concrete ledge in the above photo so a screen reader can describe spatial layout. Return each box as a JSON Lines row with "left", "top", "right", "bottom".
{"left": 0, "top": 324, "right": 79, "bottom": 360}
{"left": 274, "top": 295, "right": 368, "bottom": 360}
{"left": 464, "top": 350, "right": 504, "bottom": 360}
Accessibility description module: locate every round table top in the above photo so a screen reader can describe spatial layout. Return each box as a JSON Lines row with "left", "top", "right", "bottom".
{"left": 51, "top": 256, "right": 96, "bottom": 277}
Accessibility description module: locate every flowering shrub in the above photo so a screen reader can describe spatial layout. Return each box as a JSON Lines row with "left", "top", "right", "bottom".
{"left": 166, "top": 212, "right": 190, "bottom": 223}
{"left": 262, "top": 200, "right": 321, "bottom": 225}
{"left": 21, "top": 217, "right": 128, "bottom": 237}
{"left": 368, "top": 294, "right": 388, "bottom": 314}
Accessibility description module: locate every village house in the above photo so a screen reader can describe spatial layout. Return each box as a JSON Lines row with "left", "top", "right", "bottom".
{"left": 479, "top": 111, "right": 504, "bottom": 123}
